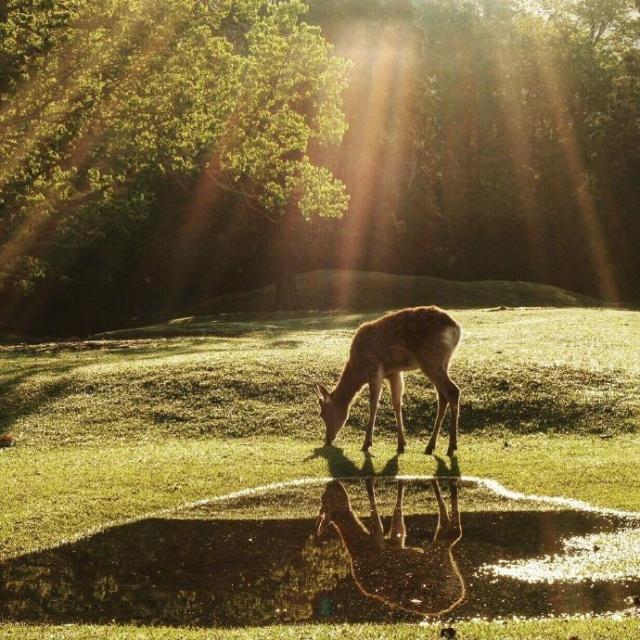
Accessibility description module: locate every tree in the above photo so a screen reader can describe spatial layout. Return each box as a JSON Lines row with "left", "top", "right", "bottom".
{"left": 0, "top": 0, "right": 350, "bottom": 316}
{"left": 403, "top": 0, "right": 639, "bottom": 300}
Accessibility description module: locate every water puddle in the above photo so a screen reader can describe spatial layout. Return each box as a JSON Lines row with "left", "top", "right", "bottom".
{"left": 1, "top": 477, "right": 640, "bottom": 626}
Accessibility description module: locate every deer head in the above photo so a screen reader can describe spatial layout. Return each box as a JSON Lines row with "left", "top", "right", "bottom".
{"left": 315, "top": 383, "right": 348, "bottom": 446}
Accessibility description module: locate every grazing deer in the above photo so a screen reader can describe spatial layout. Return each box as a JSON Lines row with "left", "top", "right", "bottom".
{"left": 315, "top": 306, "right": 461, "bottom": 455}
{"left": 316, "top": 478, "right": 465, "bottom": 618}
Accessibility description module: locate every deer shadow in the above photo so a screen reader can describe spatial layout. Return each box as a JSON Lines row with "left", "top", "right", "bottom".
{"left": 305, "top": 445, "right": 460, "bottom": 481}
{"left": 305, "top": 445, "right": 400, "bottom": 479}
{"left": 434, "top": 454, "right": 461, "bottom": 479}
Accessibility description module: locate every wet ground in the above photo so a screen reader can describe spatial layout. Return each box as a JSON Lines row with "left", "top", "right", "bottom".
{"left": 1, "top": 477, "right": 640, "bottom": 627}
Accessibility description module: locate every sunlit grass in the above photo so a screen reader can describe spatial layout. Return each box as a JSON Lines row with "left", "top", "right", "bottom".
{"left": 1, "top": 306, "right": 639, "bottom": 560}
{"left": 1, "top": 612, "right": 640, "bottom": 639}
{"left": 1, "top": 305, "right": 639, "bottom": 638}
{"left": 3, "top": 434, "right": 640, "bottom": 560}
{"left": 1, "top": 307, "right": 636, "bottom": 449}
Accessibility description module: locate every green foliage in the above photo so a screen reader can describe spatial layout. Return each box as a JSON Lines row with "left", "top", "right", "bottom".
{"left": 1, "top": 0, "right": 639, "bottom": 325}
{"left": 0, "top": 0, "right": 349, "bottom": 293}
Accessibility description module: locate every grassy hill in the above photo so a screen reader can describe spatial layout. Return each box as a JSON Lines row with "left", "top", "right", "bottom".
{"left": 5, "top": 308, "right": 638, "bottom": 452}
{"left": 189, "top": 270, "right": 604, "bottom": 315}
{"left": 94, "top": 269, "right": 606, "bottom": 340}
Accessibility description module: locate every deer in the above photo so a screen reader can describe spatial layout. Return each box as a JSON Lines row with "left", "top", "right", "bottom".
{"left": 315, "top": 306, "right": 461, "bottom": 456}
{"left": 316, "top": 477, "right": 465, "bottom": 618}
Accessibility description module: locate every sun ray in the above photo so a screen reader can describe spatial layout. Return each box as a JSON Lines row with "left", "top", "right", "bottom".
{"left": 163, "top": 157, "right": 228, "bottom": 310}
{"left": 491, "top": 35, "right": 548, "bottom": 282}
{"left": 321, "top": 17, "right": 418, "bottom": 308}
{"left": 0, "top": 0, "right": 180, "bottom": 271}
{"left": 534, "top": 46, "right": 620, "bottom": 302}
{"left": 0, "top": 1, "right": 187, "bottom": 326}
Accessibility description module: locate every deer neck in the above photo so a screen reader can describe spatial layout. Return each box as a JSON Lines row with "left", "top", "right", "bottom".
{"left": 332, "top": 360, "right": 364, "bottom": 409}
{"left": 331, "top": 509, "right": 372, "bottom": 557}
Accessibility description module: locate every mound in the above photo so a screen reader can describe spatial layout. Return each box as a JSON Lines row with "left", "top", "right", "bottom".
{"left": 190, "top": 269, "right": 603, "bottom": 315}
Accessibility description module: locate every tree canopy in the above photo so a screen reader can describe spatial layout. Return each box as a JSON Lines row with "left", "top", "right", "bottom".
{"left": 1, "top": 0, "right": 639, "bottom": 334}
{"left": 0, "top": 0, "right": 349, "bottom": 296}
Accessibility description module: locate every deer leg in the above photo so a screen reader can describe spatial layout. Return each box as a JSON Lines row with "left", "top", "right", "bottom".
{"left": 444, "top": 377, "right": 461, "bottom": 457}
{"left": 388, "top": 372, "right": 406, "bottom": 454}
{"left": 365, "top": 478, "right": 385, "bottom": 548}
{"left": 449, "top": 479, "right": 462, "bottom": 539}
{"left": 362, "top": 368, "right": 383, "bottom": 452}
{"left": 425, "top": 388, "right": 448, "bottom": 455}
{"left": 388, "top": 479, "right": 407, "bottom": 548}
{"left": 431, "top": 478, "right": 450, "bottom": 542}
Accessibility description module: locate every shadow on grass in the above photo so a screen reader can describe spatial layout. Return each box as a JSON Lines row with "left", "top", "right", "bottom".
{"left": 0, "top": 362, "right": 76, "bottom": 437}
{"left": 305, "top": 445, "right": 460, "bottom": 480}
{"left": 434, "top": 454, "right": 461, "bottom": 478}
{"left": 94, "top": 311, "right": 372, "bottom": 341}
{"left": 305, "top": 445, "right": 396, "bottom": 478}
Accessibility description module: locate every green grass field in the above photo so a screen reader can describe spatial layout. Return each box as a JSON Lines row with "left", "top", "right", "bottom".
{"left": 1, "top": 274, "right": 639, "bottom": 639}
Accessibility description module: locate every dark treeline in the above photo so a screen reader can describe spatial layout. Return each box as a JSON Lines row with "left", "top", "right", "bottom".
{"left": 308, "top": 0, "right": 640, "bottom": 306}
{"left": 1, "top": 0, "right": 639, "bottom": 335}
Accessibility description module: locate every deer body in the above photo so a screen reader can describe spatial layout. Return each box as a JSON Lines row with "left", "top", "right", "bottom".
{"left": 317, "top": 479, "right": 465, "bottom": 618}
{"left": 316, "top": 306, "right": 461, "bottom": 455}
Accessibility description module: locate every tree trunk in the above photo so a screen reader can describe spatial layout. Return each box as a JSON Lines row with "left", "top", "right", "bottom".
{"left": 273, "top": 196, "right": 300, "bottom": 311}
{"left": 275, "top": 266, "right": 298, "bottom": 311}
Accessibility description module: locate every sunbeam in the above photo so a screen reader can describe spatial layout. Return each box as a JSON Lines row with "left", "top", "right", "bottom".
{"left": 535, "top": 46, "right": 620, "bottom": 302}
{"left": 319, "top": 16, "right": 419, "bottom": 308}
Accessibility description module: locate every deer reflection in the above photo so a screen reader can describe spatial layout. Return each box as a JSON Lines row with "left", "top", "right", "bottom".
{"left": 316, "top": 478, "right": 465, "bottom": 618}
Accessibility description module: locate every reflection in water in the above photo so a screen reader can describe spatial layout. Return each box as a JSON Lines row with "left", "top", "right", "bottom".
{"left": 317, "top": 478, "right": 464, "bottom": 617}
{"left": 1, "top": 478, "right": 639, "bottom": 627}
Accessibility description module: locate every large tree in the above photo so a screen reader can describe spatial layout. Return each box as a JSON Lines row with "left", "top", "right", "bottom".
{"left": 0, "top": 0, "right": 350, "bottom": 316}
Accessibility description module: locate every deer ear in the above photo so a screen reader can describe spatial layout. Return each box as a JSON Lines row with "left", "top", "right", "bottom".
{"left": 316, "top": 512, "right": 331, "bottom": 538}
{"left": 315, "top": 383, "right": 330, "bottom": 401}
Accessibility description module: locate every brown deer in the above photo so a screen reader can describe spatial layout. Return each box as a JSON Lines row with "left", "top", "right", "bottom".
{"left": 315, "top": 306, "right": 461, "bottom": 455}
{"left": 316, "top": 478, "right": 465, "bottom": 618}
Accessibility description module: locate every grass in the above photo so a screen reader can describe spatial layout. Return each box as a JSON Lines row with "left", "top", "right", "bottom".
{"left": 3, "top": 619, "right": 640, "bottom": 640}
{"left": 3, "top": 308, "right": 638, "bottom": 448}
{"left": 4, "top": 434, "right": 640, "bottom": 561}
{"left": 1, "top": 283, "right": 639, "bottom": 639}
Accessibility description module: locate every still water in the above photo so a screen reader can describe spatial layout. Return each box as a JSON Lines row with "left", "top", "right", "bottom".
{"left": 1, "top": 477, "right": 639, "bottom": 626}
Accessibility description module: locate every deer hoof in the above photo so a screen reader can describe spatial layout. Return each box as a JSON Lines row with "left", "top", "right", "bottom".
{"left": 397, "top": 442, "right": 406, "bottom": 454}
{"left": 446, "top": 446, "right": 457, "bottom": 457}
{"left": 425, "top": 444, "right": 434, "bottom": 455}
{"left": 361, "top": 442, "right": 372, "bottom": 453}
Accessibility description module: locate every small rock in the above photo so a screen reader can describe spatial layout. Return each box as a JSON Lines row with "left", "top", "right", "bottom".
{"left": 0, "top": 433, "right": 16, "bottom": 448}
{"left": 624, "top": 594, "right": 640, "bottom": 606}
{"left": 503, "top": 441, "right": 511, "bottom": 449}
{"left": 600, "top": 433, "right": 613, "bottom": 439}
{"left": 440, "top": 627, "right": 457, "bottom": 639}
